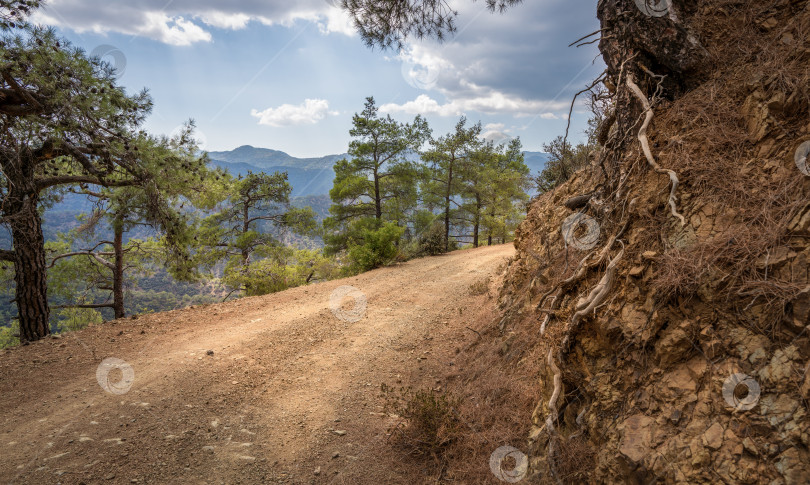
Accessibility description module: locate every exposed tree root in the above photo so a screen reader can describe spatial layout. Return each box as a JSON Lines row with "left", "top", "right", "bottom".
{"left": 563, "top": 193, "right": 594, "bottom": 210}
{"left": 539, "top": 291, "right": 559, "bottom": 335}
{"left": 545, "top": 348, "right": 562, "bottom": 433}
{"left": 545, "top": 348, "right": 564, "bottom": 485}
{"left": 537, "top": 199, "right": 635, "bottom": 336}
{"left": 627, "top": 74, "right": 686, "bottom": 225}
{"left": 562, "top": 246, "right": 624, "bottom": 353}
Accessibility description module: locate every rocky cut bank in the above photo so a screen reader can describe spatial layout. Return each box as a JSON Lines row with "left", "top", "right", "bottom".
{"left": 498, "top": 0, "right": 810, "bottom": 483}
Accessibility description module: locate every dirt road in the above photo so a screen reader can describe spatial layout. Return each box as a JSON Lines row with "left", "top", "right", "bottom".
{"left": 0, "top": 244, "right": 513, "bottom": 484}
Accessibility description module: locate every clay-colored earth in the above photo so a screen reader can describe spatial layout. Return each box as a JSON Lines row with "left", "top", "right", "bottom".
{"left": 0, "top": 244, "right": 513, "bottom": 484}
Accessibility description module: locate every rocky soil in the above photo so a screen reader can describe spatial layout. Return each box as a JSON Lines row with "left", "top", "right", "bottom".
{"left": 497, "top": 1, "right": 810, "bottom": 483}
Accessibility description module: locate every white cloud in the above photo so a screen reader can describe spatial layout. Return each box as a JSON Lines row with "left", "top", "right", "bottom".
{"left": 398, "top": 45, "right": 452, "bottom": 91}
{"left": 379, "top": 92, "right": 566, "bottom": 118}
{"left": 376, "top": 1, "right": 602, "bottom": 123}
{"left": 251, "top": 99, "right": 337, "bottom": 127}
{"left": 34, "top": 0, "right": 355, "bottom": 45}
{"left": 199, "top": 12, "right": 251, "bottom": 30}
{"left": 481, "top": 123, "right": 510, "bottom": 143}
{"left": 380, "top": 94, "right": 459, "bottom": 117}
{"left": 141, "top": 13, "right": 212, "bottom": 46}
{"left": 320, "top": 6, "right": 355, "bottom": 36}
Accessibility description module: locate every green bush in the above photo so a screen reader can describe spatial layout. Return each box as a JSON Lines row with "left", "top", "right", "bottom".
{"left": 0, "top": 321, "right": 19, "bottom": 349}
{"left": 56, "top": 307, "right": 102, "bottom": 333}
{"left": 224, "top": 247, "right": 340, "bottom": 297}
{"left": 347, "top": 222, "right": 404, "bottom": 272}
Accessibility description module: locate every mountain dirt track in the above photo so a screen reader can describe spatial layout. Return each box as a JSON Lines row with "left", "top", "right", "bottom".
{"left": 0, "top": 244, "right": 514, "bottom": 484}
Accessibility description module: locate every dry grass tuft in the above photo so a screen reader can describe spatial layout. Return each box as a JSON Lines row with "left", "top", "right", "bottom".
{"left": 381, "top": 385, "right": 464, "bottom": 462}
{"left": 555, "top": 434, "right": 596, "bottom": 483}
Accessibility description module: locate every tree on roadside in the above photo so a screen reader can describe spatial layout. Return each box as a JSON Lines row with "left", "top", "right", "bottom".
{"left": 46, "top": 124, "right": 213, "bottom": 319}
{"left": 0, "top": 9, "right": 191, "bottom": 341}
{"left": 422, "top": 117, "right": 482, "bottom": 251}
{"left": 459, "top": 138, "right": 529, "bottom": 247}
{"left": 534, "top": 135, "right": 591, "bottom": 193}
{"left": 197, "top": 171, "right": 317, "bottom": 297}
{"left": 325, "top": 97, "right": 429, "bottom": 264}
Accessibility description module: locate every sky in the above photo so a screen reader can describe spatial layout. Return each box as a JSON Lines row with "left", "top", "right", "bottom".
{"left": 34, "top": 0, "right": 605, "bottom": 158}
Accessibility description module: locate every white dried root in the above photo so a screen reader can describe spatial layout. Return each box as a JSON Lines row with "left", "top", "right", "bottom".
{"left": 561, "top": 246, "right": 625, "bottom": 352}
{"left": 545, "top": 348, "right": 564, "bottom": 485}
{"left": 627, "top": 74, "right": 686, "bottom": 225}
{"left": 545, "top": 348, "right": 562, "bottom": 433}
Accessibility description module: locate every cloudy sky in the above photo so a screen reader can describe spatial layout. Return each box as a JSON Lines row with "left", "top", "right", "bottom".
{"left": 35, "top": 0, "right": 604, "bottom": 157}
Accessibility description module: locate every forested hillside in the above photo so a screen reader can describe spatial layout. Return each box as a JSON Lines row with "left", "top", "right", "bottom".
{"left": 0, "top": 1, "right": 542, "bottom": 346}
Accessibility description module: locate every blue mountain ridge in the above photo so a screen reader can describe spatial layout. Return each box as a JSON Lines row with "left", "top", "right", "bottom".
{"left": 208, "top": 146, "right": 550, "bottom": 197}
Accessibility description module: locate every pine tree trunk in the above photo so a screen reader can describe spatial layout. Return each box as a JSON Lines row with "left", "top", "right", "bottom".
{"left": 112, "top": 223, "right": 125, "bottom": 319}
{"left": 473, "top": 195, "right": 481, "bottom": 248}
{"left": 241, "top": 203, "right": 252, "bottom": 295}
{"left": 10, "top": 195, "right": 50, "bottom": 342}
{"left": 3, "top": 149, "right": 50, "bottom": 342}
{"left": 373, "top": 167, "right": 382, "bottom": 220}
{"left": 444, "top": 162, "right": 453, "bottom": 252}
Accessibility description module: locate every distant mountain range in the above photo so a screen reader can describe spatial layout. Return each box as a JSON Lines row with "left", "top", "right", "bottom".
{"left": 0, "top": 146, "right": 549, "bottom": 249}
{"left": 208, "top": 145, "right": 550, "bottom": 197}
{"left": 208, "top": 146, "right": 344, "bottom": 198}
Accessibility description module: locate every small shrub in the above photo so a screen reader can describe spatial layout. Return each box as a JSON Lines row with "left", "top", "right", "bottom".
{"left": 56, "top": 307, "right": 102, "bottom": 333}
{"left": 469, "top": 277, "right": 490, "bottom": 296}
{"left": 381, "top": 384, "right": 463, "bottom": 460}
{"left": 0, "top": 321, "right": 19, "bottom": 349}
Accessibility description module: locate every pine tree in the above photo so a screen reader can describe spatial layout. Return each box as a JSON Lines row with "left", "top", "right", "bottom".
{"left": 0, "top": 9, "right": 186, "bottom": 341}
{"left": 46, "top": 123, "right": 213, "bottom": 319}
{"left": 325, "top": 97, "right": 429, "bottom": 255}
{"left": 197, "top": 171, "right": 316, "bottom": 297}
{"left": 422, "top": 117, "right": 482, "bottom": 251}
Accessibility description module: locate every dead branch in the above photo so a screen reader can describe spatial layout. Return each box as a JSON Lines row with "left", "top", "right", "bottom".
{"left": 568, "top": 29, "right": 604, "bottom": 47}
{"left": 54, "top": 303, "right": 114, "bottom": 309}
{"left": 563, "top": 71, "right": 608, "bottom": 149}
{"left": 563, "top": 193, "right": 593, "bottom": 210}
